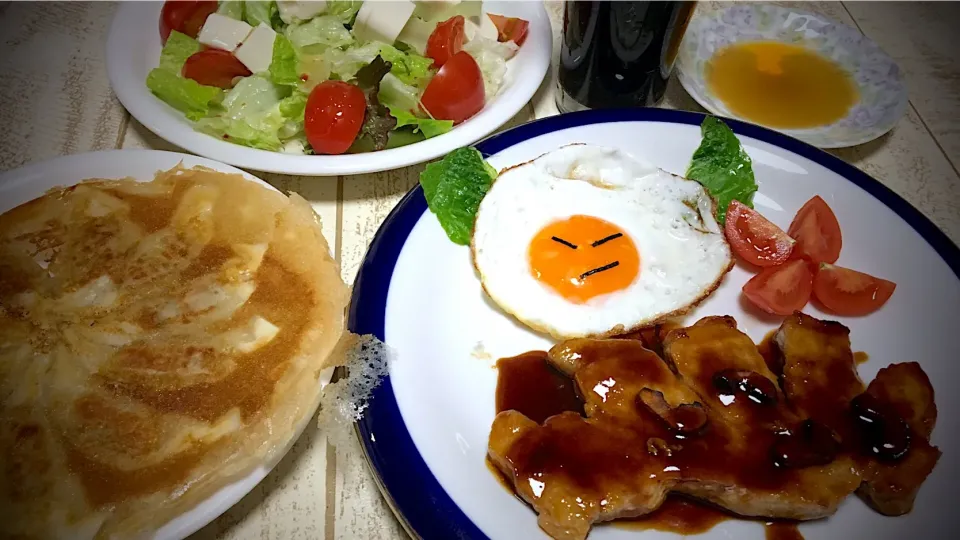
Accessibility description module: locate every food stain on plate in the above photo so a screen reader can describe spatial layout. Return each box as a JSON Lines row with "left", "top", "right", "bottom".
{"left": 705, "top": 41, "right": 859, "bottom": 129}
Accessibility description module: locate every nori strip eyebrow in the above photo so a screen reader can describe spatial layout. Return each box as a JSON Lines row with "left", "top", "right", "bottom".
{"left": 551, "top": 236, "right": 578, "bottom": 249}
{"left": 580, "top": 261, "right": 620, "bottom": 280}
{"left": 591, "top": 232, "right": 623, "bottom": 247}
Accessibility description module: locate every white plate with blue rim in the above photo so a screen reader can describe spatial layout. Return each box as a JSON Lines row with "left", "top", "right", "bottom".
{"left": 0, "top": 150, "right": 329, "bottom": 540}
{"left": 676, "top": 4, "right": 907, "bottom": 149}
{"left": 106, "top": 1, "right": 551, "bottom": 176}
{"left": 347, "top": 109, "right": 959, "bottom": 539}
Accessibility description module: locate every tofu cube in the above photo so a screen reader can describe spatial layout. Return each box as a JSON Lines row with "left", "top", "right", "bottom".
{"left": 197, "top": 13, "right": 254, "bottom": 52}
{"left": 235, "top": 23, "right": 278, "bottom": 74}
{"left": 277, "top": 0, "right": 328, "bottom": 25}
{"left": 396, "top": 16, "right": 433, "bottom": 55}
{"left": 480, "top": 12, "right": 499, "bottom": 40}
{"left": 464, "top": 13, "right": 498, "bottom": 42}
{"left": 353, "top": 0, "right": 417, "bottom": 45}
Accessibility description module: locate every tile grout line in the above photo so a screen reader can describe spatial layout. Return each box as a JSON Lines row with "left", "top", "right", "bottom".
{"left": 908, "top": 102, "right": 960, "bottom": 180}
{"left": 113, "top": 110, "right": 130, "bottom": 149}
{"left": 839, "top": 1, "right": 960, "bottom": 179}
{"left": 325, "top": 175, "right": 345, "bottom": 540}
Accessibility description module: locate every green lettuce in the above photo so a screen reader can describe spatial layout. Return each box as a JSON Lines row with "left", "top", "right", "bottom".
{"left": 324, "top": 42, "right": 382, "bottom": 80}
{"left": 146, "top": 69, "right": 222, "bottom": 121}
{"left": 158, "top": 30, "right": 202, "bottom": 73}
{"left": 285, "top": 15, "right": 353, "bottom": 53}
{"left": 243, "top": 1, "right": 277, "bottom": 28}
{"left": 378, "top": 73, "right": 420, "bottom": 115}
{"left": 279, "top": 91, "right": 307, "bottom": 118}
{"left": 420, "top": 147, "right": 498, "bottom": 245}
{"left": 269, "top": 34, "right": 299, "bottom": 85}
{"left": 377, "top": 44, "right": 433, "bottom": 87}
{"left": 327, "top": 0, "right": 363, "bottom": 24}
{"left": 194, "top": 75, "right": 286, "bottom": 150}
{"left": 217, "top": 0, "right": 244, "bottom": 20}
{"left": 686, "top": 116, "right": 758, "bottom": 224}
{"left": 391, "top": 109, "right": 452, "bottom": 139}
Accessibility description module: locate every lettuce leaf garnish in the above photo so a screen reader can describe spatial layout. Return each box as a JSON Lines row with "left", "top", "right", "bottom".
{"left": 377, "top": 44, "right": 434, "bottom": 87}
{"left": 158, "top": 30, "right": 202, "bottom": 73}
{"left": 419, "top": 147, "right": 497, "bottom": 245}
{"left": 686, "top": 116, "right": 758, "bottom": 224}
{"left": 269, "top": 34, "right": 299, "bottom": 86}
{"left": 391, "top": 109, "right": 452, "bottom": 139}
{"left": 243, "top": 0, "right": 277, "bottom": 29}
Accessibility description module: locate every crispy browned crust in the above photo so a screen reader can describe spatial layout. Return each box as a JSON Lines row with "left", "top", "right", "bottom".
{"left": 0, "top": 167, "right": 348, "bottom": 539}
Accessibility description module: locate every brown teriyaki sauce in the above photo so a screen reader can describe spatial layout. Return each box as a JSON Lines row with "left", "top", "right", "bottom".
{"left": 491, "top": 331, "right": 915, "bottom": 538}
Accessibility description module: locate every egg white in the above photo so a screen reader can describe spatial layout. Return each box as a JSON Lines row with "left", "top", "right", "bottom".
{"left": 472, "top": 144, "right": 733, "bottom": 339}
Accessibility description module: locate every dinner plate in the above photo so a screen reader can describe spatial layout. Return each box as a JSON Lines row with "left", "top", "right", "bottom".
{"left": 0, "top": 150, "right": 329, "bottom": 540}
{"left": 676, "top": 4, "right": 908, "bottom": 149}
{"left": 105, "top": 2, "right": 551, "bottom": 176}
{"left": 348, "top": 109, "right": 960, "bottom": 539}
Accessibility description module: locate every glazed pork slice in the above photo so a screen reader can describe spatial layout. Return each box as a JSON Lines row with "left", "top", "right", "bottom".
{"left": 488, "top": 329, "right": 862, "bottom": 540}
{"left": 773, "top": 312, "right": 865, "bottom": 430}
{"left": 660, "top": 317, "right": 862, "bottom": 516}
{"left": 773, "top": 314, "right": 941, "bottom": 516}
{"left": 856, "top": 362, "right": 941, "bottom": 515}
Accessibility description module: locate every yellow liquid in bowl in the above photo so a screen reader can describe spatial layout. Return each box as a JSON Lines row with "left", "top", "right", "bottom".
{"left": 705, "top": 41, "right": 859, "bottom": 129}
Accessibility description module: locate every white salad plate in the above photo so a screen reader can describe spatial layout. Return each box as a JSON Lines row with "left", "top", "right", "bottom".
{"left": 676, "top": 4, "right": 908, "bottom": 149}
{"left": 0, "top": 150, "right": 330, "bottom": 540}
{"left": 106, "top": 1, "right": 551, "bottom": 176}
{"left": 348, "top": 109, "right": 959, "bottom": 539}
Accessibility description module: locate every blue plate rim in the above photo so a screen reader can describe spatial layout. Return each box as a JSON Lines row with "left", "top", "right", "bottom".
{"left": 347, "top": 108, "right": 960, "bottom": 540}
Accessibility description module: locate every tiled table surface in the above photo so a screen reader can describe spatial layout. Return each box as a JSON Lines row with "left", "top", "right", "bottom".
{"left": 0, "top": 1, "right": 957, "bottom": 538}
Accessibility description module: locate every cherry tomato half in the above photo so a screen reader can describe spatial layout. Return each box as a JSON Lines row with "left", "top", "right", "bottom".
{"left": 426, "top": 15, "right": 465, "bottom": 68}
{"left": 304, "top": 81, "right": 365, "bottom": 155}
{"left": 487, "top": 14, "right": 530, "bottom": 46}
{"left": 160, "top": 0, "right": 217, "bottom": 44}
{"left": 813, "top": 263, "right": 896, "bottom": 316}
{"left": 420, "top": 51, "right": 484, "bottom": 124}
{"left": 788, "top": 195, "right": 842, "bottom": 264}
{"left": 742, "top": 258, "right": 814, "bottom": 316}
{"left": 182, "top": 50, "right": 251, "bottom": 89}
{"left": 724, "top": 200, "right": 795, "bottom": 267}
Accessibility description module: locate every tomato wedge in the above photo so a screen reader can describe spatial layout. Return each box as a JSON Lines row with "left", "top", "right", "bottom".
{"left": 487, "top": 14, "right": 530, "bottom": 46}
{"left": 182, "top": 50, "right": 251, "bottom": 89}
{"left": 420, "top": 51, "right": 485, "bottom": 124}
{"left": 788, "top": 195, "right": 842, "bottom": 264}
{"left": 304, "top": 81, "right": 365, "bottom": 155}
{"left": 426, "top": 15, "right": 465, "bottom": 68}
{"left": 160, "top": 0, "right": 217, "bottom": 44}
{"left": 742, "top": 259, "right": 814, "bottom": 316}
{"left": 724, "top": 200, "right": 795, "bottom": 267}
{"left": 813, "top": 263, "right": 896, "bottom": 316}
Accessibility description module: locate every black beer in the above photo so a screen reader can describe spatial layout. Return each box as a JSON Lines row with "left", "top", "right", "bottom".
{"left": 557, "top": 1, "right": 695, "bottom": 112}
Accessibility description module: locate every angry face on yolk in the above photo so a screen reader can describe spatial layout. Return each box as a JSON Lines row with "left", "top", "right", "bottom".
{"left": 528, "top": 215, "right": 640, "bottom": 303}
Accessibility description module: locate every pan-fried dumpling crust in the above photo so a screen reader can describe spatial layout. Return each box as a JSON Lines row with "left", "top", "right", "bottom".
{"left": 0, "top": 166, "right": 348, "bottom": 539}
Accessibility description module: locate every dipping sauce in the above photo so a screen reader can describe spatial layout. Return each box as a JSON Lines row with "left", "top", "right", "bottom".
{"left": 705, "top": 41, "right": 859, "bottom": 129}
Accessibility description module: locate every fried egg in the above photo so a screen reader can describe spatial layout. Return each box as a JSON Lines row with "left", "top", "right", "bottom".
{"left": 472, "top": 144, "right": 733, "bottom": 339}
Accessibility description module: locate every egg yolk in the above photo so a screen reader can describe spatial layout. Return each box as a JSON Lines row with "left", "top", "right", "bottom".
{"left": 528, "top": 215, "right": 640, "bottom": 303}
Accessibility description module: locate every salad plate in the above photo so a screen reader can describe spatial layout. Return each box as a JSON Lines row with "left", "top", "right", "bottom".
{"left": 106, "top": 1, "right": 551, "bottom": 176}
{"left": 0, "top": 150, "right": 330, "bottom": 540}
{"left": 348, "top": 109, "right": 960, "bottom": 539}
